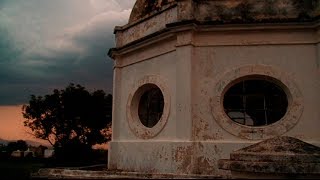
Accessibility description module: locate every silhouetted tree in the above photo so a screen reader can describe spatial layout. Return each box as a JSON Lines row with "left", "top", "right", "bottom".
{"left": 33, "top": 145, "right": 48, "bottom": 158}
{"left": 0, "top": 143, "right": 6, "bottom": 151}
{"left": 7, "top": 140, "right": 28, "bottom": 153}
{"left": 22, "top": 83, "right": 112, "bottom": 163}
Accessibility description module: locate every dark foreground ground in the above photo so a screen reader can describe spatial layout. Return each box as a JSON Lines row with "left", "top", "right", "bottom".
{"left": 0, "top": 159, "right": 223, "bottom": 179}
{"left": 0, "top": 159, "right": 45, "bottom": 179}
{"left": 0, "top": 149, "right": 108, "bottom": 179}
{"left": 0, "top": 158, "right": 107, "bottom": 180}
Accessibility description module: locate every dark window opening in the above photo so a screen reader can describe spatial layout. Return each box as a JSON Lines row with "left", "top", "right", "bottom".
{"left": 223, "top": 79, "right": 288, "bottom": 126}
{"left": 138, "top": 87, "right": 164, "bottom": 128}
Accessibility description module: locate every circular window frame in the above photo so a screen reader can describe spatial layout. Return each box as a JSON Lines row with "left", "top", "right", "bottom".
{"left": 127, "top": 75, "right": 170, "bottom": 139}
{"left": 211, "top": 65, "right": 304, "bottom": 140}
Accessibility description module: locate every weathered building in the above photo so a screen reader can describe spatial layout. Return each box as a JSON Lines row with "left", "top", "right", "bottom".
{"left": 108, "top": 0, "right": 320, "bottom": 176}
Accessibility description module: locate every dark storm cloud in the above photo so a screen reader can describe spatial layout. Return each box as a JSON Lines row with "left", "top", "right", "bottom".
{"left": 0, "top": 0, "right": 135, "bottom": 105}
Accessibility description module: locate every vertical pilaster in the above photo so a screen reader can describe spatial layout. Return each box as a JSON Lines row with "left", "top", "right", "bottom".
{"left": 175, "top": 31, "right": 194, "bottom": 140}
{"left": 111, "top": 59, "right": 122, "bottom": 141}
{"left": 317, "top": 28, "right": 320, "bottom": 70}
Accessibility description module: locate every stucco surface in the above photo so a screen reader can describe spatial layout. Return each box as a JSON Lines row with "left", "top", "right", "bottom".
{"left": 109, "top": 141, "right": 252, "bottom": 176}
{"left": 109, "top": 28, "right": 320, "bottom": 174}
{"left": 193, "top": 44, "right": 318, "bottom": 141}
{"left": 109, "top": 0, "right": 320, "bottom": 176}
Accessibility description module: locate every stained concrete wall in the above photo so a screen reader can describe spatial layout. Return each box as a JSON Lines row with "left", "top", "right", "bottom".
{"left": 191, "top": 28, "right": 320, "bottom": 142}
{"left": 109, "top": 26, "right": 320, "bottom": 175}
{"left": 192, "top": 43, "right": 320, "bottom": 142}
{"left": 111, "top": 36, "right": 178, "bottom": 141}
{"left": 109, "top": 0, "right": 320, "bottom": 176}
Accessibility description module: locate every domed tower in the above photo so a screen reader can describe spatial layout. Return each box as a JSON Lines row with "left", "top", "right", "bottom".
{"left": 108, "top": 0, "right": 320, "bottom": 176}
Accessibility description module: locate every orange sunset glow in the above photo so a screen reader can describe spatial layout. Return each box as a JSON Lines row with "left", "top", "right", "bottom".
{"left": 0, "top": 105, "right": 49, "bottom": 145}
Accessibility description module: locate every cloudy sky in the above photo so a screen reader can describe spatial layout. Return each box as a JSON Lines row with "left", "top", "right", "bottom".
{"left": 0, "top": 0, "right": 135, "bottom": 142}
{"left": 0, "top": 0, "right": 135, "bottom": 105}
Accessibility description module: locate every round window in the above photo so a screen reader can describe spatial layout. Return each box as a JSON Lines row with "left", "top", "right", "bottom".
{"left": 127, "top": 76, "right": 170, "bottom": 139}
{"left": 138, "top": 86, "right": 164, "bottom": 128}
{"left": 212, "top": 65, "right": 303, "bottom": 140}
{"left": 223, "top": 79, "right": 288, "bottom": 126}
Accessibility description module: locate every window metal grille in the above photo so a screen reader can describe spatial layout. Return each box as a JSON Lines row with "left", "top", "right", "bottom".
{"left": 223, "top": 79, "right": 288, "bottom": 126}
{"left": 138, "top": 87, "right": 164, "bottom": 128}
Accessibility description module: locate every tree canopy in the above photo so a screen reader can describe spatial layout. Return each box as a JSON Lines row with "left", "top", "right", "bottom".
{"left": 22, "top": 84, "right": 112, "bottom": 162}
{"left": 6, "top": 140, "right": 28, "bottom": 153}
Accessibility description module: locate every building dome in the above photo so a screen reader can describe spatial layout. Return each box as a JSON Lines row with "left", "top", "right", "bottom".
{"left": 128, "top": 0, "right": 319, "bottom": 24}
{"left": 129, "top": 0, "right": 176, "bottom": 23}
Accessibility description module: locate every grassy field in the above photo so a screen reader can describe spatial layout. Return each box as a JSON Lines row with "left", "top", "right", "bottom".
{"left": 0, "top": 159, "right": 45, "bottom": 179}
